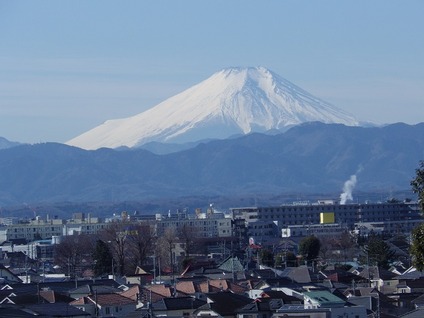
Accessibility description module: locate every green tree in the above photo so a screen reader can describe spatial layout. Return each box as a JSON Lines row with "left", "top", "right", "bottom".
{"left": 411, "top": 160, "right": 424, "bottom": 212}
{"left": 283, "top": 251, "right": 298, "bottom": 267}
{"left": 410, "top": 224, "right": 424, "bottom": 271}
{"left": 259, "top": 248, "right": 274, "bottom": 267}
{"left": 410, "top": 161, "right": 424, "bottom": 270}
{"left": 93, "top": 239, "right": 113, "bottom": 277}
{"left": 298, "top": 235, "right": 321, "bottom": 263}
{"left": 361, "top": 235, "right": 395, "bottom": 269}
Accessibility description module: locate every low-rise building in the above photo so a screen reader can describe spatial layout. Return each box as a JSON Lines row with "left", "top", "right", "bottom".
{"left": 156, "top": 209, "right": 233, "bottom": 238}
{"left": 0, "top": 217, "right": 64, "bottom": 242}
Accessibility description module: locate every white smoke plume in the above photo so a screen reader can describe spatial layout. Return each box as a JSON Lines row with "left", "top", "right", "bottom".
{"left": 339, "top": 165, "right": 363, "bottom": 205}
{"left": 339, "top": 175, "right": 357, "bottom": 204}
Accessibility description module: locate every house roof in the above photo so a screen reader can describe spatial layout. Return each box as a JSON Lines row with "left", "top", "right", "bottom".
{"left": 252, "top": 276, "right": 302, "bottom": 290}
{"left": 395, "top": 267, "right": 424, "bottom": 280}
{"left": 1, "top": 294, "right": 40, "bottom": 305}
{"left": 261, "top": 290, "right": 302, "bottom": 304}
{"left": 0, "top": 289, "right": 72, "bottom": 305}
{"left": 249, "top": 268, "right": 277, "bottom": 279}
{"left": 7, "top": 278, "right": 120, "bottom": 296}
{"left": 134, "top": 266, "right": 150, "bottom": 275}
{"left": 227, "top": 281, "right": 250, "bottom": 294}
{"left": 304, "top": 291, "right": 345, "bottom": 307}
{"left": 0, "top": 305, "right": 37, "bottom": 317}
{"left": 120, "top": 285, "right": 142, "bottom": 301}
{"left": 404, "top": 277, "right": 424, "bottom": 289}
{"left": 343, "top": 286, "right": 376, "bottom": 297}
{"left": 411, "top": 293, "right": 424, "bottom": 305}
{"left": 237, "top": 298, "right": 286, "bottom": 314}
{"left": 88, "top": 293, "right": 136, "bottom": 306}
{"left": 400, "top": 308, "right": 424, "bottom": 318}
{"left": 176, "top": 280, "right": 196, "bottom": 295}
{"left": 321, "top": 269, "right": 365, "bottom": 284}
{"left": 218, "top": 256, "right": 244, "bottom": 272}
{"left": 68, "top": 284, "right": 121, "bottom": 295}
{"left": 140, "top": 288, "right": 168, "bottom": 303}
{"left": 279, "top": 266, "right": 311, "bottom": 283}
{"left": 39, "top": 289, "right": 74, "bottom": 303}
{"left": 196, "top": 280, "right": 210, "bottom": 293}
{"left": 209, "top": 279, "right": 228, "bottom": 291}
{"left": 144, "top": 284, "right": 172, "bottom": 297}
{"left": 0, "top": 265, "right": 23, "bottom": 283}
{"left": 205, "top": 291, "right": 253, "bottom": 315}
{"left": 27, "top": 302, "right": 91, "bottom": 317}
{"left": 71, "top": 293, "right": 136, "bottom": 307}
{"left": 236, "top": 302, "right": 267, "bottom": 314}
{"left": 70, "top": 296, "right": 91, "bottom": 305}
{"left": 357, "top": 266, "right": 397, "bottom": 281}
{"left": 152, "top": 296, "right": 206, "bottom": 311}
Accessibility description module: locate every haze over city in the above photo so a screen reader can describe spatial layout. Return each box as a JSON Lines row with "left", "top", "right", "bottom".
{"left": 1, "top": 0, "right": 423, "bottom": 144}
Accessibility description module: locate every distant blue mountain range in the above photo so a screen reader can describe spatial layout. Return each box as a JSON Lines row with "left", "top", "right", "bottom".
{"left": 0, "top": 122, "right": 423, "bottom": 207}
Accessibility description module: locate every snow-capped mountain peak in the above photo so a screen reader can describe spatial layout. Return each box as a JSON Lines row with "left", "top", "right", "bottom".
{"left": 66, "top": 66, "right": 359, "bottom": 149}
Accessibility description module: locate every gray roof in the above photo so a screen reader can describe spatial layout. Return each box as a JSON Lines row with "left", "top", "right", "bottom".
{"left": 218, "top": 256, "right": 244, "bottom": 272}
{"left": 279, "top": 266, "right": 311, "bottom": 283}
{"left": 400, "top": 308, "right": 424, "bottom": 318}
{"left": 303, "top": 291, "right": 345, "bottom": 307}
{"left": 152, "top": 296, "right": 206, "bottom": 310}
{"left": 26, "top": 303, "right": 91, "bottom": 317}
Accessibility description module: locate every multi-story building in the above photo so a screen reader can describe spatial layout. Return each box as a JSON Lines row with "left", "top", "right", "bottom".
{"left": 0, "top": 217, "right": 64, "bottom": 242}
{"left": 62, "top": 213, "right": 109, "bottom": 236}
{"left": 155, "top": 209, "right": 233, "bottom": 238}
{"left": 0, "top": 208, "right": 234, "bottom": 246}
{"left": 232, "top": 201, "right": 423, "bottom": 243}
{"left": 0, "top": 213, "right": 109, "bottom": 243}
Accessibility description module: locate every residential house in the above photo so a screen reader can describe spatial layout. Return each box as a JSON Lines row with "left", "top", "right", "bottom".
{"left": 70, "top": 293, "right": 137, "bottom": 317}
{"left": 0, "top": 264, "right": 22, "bottom": 284}
{"left": 356, "top": 266, "right": 399, "bottom": 294}
{"left": 152, "top": 296, "right": 207, "bottom": 317}
{"left": 194, "top": 291, "right": 253, "bottom": 318}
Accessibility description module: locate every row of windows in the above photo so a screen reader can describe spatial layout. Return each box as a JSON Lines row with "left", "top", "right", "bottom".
{"left": 13, "top": 227, "right": 61, "bottom": 233}
{"left": 251, "top": 204, "right": 413, "bottom": 215}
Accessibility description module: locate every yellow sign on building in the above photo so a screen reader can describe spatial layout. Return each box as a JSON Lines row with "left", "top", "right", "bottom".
{"left": 320, "top": 212, "right": 335, "bottom": 224}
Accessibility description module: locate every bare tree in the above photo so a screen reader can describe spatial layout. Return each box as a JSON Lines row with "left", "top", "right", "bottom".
{"left": 156, "top": 227, "right": 177, "bottom": 275}
{"left": 178, "top": 223, "right": 199, "bottom": 259}
{"left": 319, "top": 236, "right": 334, "bottom": 261}
{"left": 54, "top": 234, "right": 94, "bottom": 278}
{"left": 127, "top": 222, "right": 156, "bottom": 270}
{"left": 333, "top": 231, "right": 356, "bottom": 262}
{"left": 99, "top": 221, "right": 130, "bottom": 277}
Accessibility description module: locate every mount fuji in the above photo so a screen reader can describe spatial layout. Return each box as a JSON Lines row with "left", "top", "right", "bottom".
{"left": 67, "top": 67, "right": 359, "bottom": 150}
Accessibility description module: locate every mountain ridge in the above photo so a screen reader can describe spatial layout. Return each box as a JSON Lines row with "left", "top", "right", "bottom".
{"left": 0, "top": 122, "right": 422, "bottom": 207}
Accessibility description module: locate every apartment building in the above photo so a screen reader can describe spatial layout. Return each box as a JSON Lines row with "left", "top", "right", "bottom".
{"left": 155, "top": 210, "right": 233, "bottom": 238}
{"left": 62, "top": 213, "right": 108, "bottom": 236}
{"left": 0, "top": 217, "right": 64, "bottom": 242}
{"left": 232, "top": 201, "right": 423, "bottom": 242}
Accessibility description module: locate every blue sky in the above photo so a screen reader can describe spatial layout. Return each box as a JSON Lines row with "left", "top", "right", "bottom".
{"left": 1, "top": 0, "right": 423, "bottom": 143}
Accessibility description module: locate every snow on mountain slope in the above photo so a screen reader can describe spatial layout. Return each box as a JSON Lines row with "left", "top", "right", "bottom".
{"left": 66, "top": 67, "right": 359, "bottom": 150}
